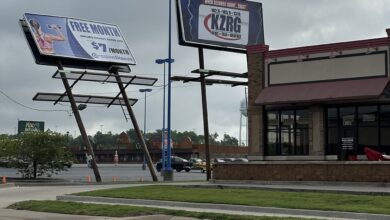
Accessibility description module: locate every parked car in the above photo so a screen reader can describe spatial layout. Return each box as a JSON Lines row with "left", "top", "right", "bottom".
{"left": 222, "top": 158, "right": 236, "bottom": 162}
{"left": 189, "top": 158, "right": 207, "bottom": 173}
{"left": 156, "top": 156, "right": 191, "bottom": 172}
{"left": 0, "top": 159, "right": 10, "bottom": 168}
{"left": 234, "top": 158, "right": 249, "bottom": 162}
{"left": 213, "top": 158, "right": 225, "bottom": 163}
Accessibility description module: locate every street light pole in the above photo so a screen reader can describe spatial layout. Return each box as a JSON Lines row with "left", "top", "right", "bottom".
{"left": 139, "top": 88, "right": 152, "bottom": 170}
{"left": 156, "top": 58, "right": 174, "bottom": 174}
{"left": 166, "top": 0, "right": 174, "bottom": 181}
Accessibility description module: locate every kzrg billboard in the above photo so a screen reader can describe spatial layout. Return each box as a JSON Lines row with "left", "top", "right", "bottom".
{"left": 23, "top": 13, "right": 136, "bottom": 65}
{"left": 177, "top": 0, "right": 264, "bottom": 52}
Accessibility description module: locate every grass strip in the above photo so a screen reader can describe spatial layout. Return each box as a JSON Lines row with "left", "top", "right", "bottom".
{"left": 9, "top": 200, "right": 315, "bottom": 220}
{"left": 76, "top": 185, "right": 390, "bottom": 215}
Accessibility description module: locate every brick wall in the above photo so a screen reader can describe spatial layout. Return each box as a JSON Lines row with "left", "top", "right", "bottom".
{"left": 193, "top": 144, "right": 249, "bottom": 158}
{"left": 213, "top": 162, "right": 390, "bottom": 182}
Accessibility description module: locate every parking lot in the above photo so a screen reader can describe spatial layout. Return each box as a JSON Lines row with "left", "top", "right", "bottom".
{"left": 0, "top": 163, "right": 207, "bottom": 183}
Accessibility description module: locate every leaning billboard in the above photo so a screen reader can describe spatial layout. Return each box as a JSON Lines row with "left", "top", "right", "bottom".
{"left": 177, "top": 0, "right": 264, "bottom": 52}
{"left": 23, "top": 13, "right": 136, "bottom": 65}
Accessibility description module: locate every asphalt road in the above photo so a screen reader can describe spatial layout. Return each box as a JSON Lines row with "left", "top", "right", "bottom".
{"left": 0, "top": 164, "right": 207, "bottom": 183}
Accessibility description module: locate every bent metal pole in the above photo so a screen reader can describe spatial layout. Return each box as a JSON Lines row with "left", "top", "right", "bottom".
{"left": 112, "top": 69, "right": 158, "bottom": 182}
{"left": 57, "top": 61, "right": 102, "bottom": 183}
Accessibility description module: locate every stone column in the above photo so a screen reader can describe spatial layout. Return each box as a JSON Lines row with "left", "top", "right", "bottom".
{"left": 309, "top": 106, "right": 325, "bottom": 156}
{"left": 246, "top": 45, "right": 269, "bottom": 161}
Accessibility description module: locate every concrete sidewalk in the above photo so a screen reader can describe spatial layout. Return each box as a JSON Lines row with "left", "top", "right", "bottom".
{"left": 57, "top": 194, "right": 390, "bottom": 220}
{"left": 0, "top": 208, "right": 199, "bottom": 220}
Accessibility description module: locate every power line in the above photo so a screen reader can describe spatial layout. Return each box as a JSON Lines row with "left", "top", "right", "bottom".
{"left": 0, "top": 88, "right": 70, "bottom": 114}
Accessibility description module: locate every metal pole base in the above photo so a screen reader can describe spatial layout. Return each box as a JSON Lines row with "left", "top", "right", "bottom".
{"left": 162, "top": 169, "right": 174, "bottom": 181}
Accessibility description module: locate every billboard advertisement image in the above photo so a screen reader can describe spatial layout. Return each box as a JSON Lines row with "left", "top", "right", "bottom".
{"left": 23, "top": 13, "right": 136, "bottom": 65}
{"left": 18, "top": 120, "right": 45, "bottom": 134}
{"left": 177, "top": 0, "right": 264, "bottom": 52}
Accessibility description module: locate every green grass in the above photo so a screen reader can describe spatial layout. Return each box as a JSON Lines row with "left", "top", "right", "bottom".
{"left": 10, "top": 200, "right": 314, "bottom": 220}
{"left": 76, "top": 185, "right": 390, "bottom": 215}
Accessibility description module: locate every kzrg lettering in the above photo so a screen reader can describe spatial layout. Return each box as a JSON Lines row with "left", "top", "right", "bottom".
{"left": 204, "top": 8, "right": 242, "bottom": 40}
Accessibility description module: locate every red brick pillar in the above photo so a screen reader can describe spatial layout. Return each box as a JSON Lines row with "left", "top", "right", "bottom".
{"left": 246, "top": 45, "right": 269, "bottom": 160}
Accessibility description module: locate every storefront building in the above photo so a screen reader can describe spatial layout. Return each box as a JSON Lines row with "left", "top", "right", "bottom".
{"left": 213, "top": 29, "right": 390, "bottom": 183}
{"left": 246, "top": 29, "right": 390, "bottom": 161}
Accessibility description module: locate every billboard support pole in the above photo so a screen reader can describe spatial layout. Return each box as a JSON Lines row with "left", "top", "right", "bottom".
{"left": 198, "top": 47, "right": 212, "bottom": 181}
{"left": 57, "top": 61, "right": 102, "bottom": 183}
{"left": 111, "top": 68, "right": 158, "bottom": 182}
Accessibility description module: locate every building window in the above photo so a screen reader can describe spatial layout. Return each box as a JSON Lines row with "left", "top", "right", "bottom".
{"left": 381, "top": 105, "right": 390, "bottom": 152}
{"left": 327, "top": 108, "right": 339, "bottom": 155}
{"left": 358, "top": 106, "right": 378, "bottom": 154}
{"left": 326, "top": 104, "right": 390, "bottom": 157}
{"left": 267, "top": 111, "right": 279, "bottom": 156}
{"left": 266, "top": 109, "right": 309, "bottom": 156}
{"left": 296, "top": 110, "right": 309, "bottom": 155}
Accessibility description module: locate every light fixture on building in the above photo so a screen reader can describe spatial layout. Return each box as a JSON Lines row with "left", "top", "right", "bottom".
{"left": 297, "top": 55, "right": 303, "bottom": 62}
{"left": 297, "top": 54, "right": 309, "bottom": 62}
{"left": 330, "top": 50, "right": 342, "bottom": 58}
{"left": 366, "top": 46, "right": 379, "bottom": 54}
{"left": 266, "top": 58, "right": 277, "bottom": 64}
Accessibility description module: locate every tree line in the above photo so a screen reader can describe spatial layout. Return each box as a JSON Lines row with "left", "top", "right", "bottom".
{"left": 69, "top": 129, "right": 239, "bottom": 149}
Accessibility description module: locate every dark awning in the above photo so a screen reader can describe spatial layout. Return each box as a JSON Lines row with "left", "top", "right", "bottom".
{"left": 256, "top": 77, "right": 389, "bottom": 105}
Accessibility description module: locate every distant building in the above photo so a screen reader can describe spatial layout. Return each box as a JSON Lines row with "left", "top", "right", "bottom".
{"left": 68, "top": 132, "right": 248, "bottom": 163}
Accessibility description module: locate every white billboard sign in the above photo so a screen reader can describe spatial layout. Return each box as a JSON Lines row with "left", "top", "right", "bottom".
{"left": 23, "top": 13, "right": 136, "bottom": 65}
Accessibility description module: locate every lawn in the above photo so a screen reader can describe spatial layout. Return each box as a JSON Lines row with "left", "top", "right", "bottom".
{"left": 10, "top": 200, "right": 316, "bottom": 220}
{"left": 76, "top": 185, "right": 390, "bottom": 215}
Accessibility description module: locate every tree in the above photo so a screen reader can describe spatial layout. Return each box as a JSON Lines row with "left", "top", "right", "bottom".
{"left": 126, "top": 129, "right": 140, "bottom": 145}
{"left": 172, "top": 130, "right": 201, "bottom": 144}
{"left": 220, "top": 133, "right": 239, "bottom": 146}
{"left": 0, "top": 135, "right": 19, "bottom": 160}
{"left": 1, "top": 131, "right": 73, "bottom": 179}
{"left": 209, "top": 132, "right": 220, "bottom": 145}
{"left": 93, "top": 131, "right": 118, "bottom": 149}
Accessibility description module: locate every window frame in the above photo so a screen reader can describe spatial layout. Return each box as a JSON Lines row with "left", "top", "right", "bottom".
{"left": 265, "top": 108, "right": 309, "bottom": 156}
{"left": 325, "top": 104, "right": 390, "bottom": 155}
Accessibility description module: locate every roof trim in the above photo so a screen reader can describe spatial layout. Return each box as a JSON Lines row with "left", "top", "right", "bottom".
{"left": 266, "top": 37, "right": 389, "bottom": 59}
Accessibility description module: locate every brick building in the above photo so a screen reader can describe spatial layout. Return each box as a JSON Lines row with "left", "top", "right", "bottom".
{"left": 214, "top": 28, "right": 390, "bottom": 183}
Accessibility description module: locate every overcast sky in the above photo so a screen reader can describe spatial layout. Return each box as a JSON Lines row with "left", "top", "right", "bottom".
{"left": 1, "top": 0, "right": 390, "bottom": 141}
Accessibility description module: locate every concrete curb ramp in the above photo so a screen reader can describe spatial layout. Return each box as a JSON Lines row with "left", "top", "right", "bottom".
{"left": 57, "top": 195, "right": 390, "bottom": 220}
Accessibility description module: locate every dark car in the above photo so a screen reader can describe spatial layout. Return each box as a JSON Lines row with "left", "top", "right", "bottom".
{"left": 156, "top": 156, "right": 191, "bottom": 172}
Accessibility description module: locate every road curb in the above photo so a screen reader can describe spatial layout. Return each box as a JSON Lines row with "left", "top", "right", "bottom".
{"left": 0, "top": 183, "right": 15, "bottom": 188}
{"left": 57, "top": 195, "right": 390, "bottom": 220}
{"left": 194, "top": 183, "right": 390, "bottom": 196}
